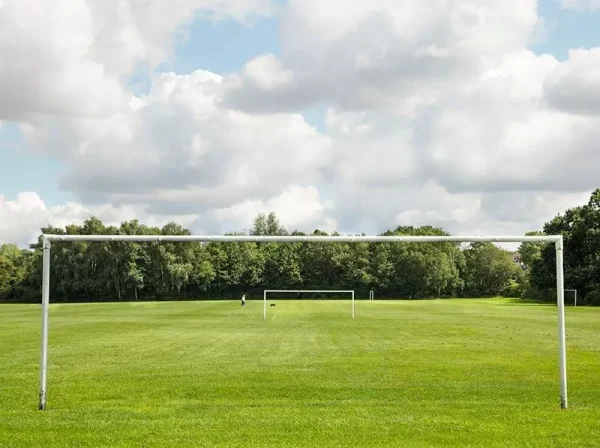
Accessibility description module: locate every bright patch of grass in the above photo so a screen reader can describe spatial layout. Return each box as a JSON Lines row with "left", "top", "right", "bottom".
{"left": 1, "top": 299, "right": 600, "bottom": 447}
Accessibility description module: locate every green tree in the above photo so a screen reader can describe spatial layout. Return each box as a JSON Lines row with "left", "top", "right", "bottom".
{"left": 370, "top": 226, "right": 464, "bottom": 298}
{"left": 518, "top": 231, "right": 547, "bottom": 269}
{"left": 463, "top": 242, "right": 522, "bottom": 297}
{"left": 206, "top": 233, "right": 265, "bottom": 293}
{"left": 298, "top": 231, "right": 351, "bottom": 290}
{"left": 530, "top": 188, "right": 600, "bottom": 304}
{"left": 8, "top": 208, "right": 584, "bottom": 304}
{"left": 251, "top": 212, "right": 287, "bottom": 236}
{"left": 262, "top": 243, "right": 302, "bottom": 289}
{"left": 0, "top": 245, "right": 22, "bottom": 299}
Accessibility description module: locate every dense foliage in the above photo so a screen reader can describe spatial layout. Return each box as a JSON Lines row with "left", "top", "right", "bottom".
{"left": 0, "top": 213, "right": 526, "bottom": 303}
{"left": 524, "top": 189, "right": 600, "bottom": 305}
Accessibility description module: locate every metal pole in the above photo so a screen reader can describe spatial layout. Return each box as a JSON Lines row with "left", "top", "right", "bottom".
{"left": 352, "top": 291, "right": 355, "bottom": 320}
{"left": 556, "top": 238, "right": 568, "bottom": 409}
{"left": 263, "top": 290, "right": 266, "bottom": 321}
{"left": 45, "top": 234, "right": 562, "bottom": 244}
{"left": 39, "top": 237, "right": 51, "bottom": 410}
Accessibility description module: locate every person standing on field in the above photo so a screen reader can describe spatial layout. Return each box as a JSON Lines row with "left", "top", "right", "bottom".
{"left": 241, "top": 294, "right": 246, "bottom": 306}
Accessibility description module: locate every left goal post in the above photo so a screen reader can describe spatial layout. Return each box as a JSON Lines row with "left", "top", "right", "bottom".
{"left": 263, "top": 290, "right": 355, "bottom": 320}
{"left": 38, "top": 233, "right": 567, "bottom": 410}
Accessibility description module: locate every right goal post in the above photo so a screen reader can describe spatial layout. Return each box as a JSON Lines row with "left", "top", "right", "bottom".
{"left": 263, "top": 290, "right": 355, "bottom": 320}
{"left": 565, "top": 289, "right": 578, "bottom": 307}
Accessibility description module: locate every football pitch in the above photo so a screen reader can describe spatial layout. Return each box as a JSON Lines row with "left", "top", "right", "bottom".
{"left": 1, "top": 299, "right": 599, "bottom": 447}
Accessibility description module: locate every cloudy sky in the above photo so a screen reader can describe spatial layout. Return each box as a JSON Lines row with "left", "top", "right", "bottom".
{"left": 1, "top": 0, "right": 600, "bottom": 246}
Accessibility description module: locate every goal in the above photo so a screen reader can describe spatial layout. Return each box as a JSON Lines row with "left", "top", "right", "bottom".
{"left": 36, "top": 233, "right": 568, "bottom": 410}
{"left": 263, "top": 290, "right": 355, "bottom": 320}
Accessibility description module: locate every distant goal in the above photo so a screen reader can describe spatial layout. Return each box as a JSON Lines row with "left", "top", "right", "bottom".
{"left": 565, "top": 289, "right": 578, "bottom": 307}
{"left": 263, "top": 290, "right": 355, "bottom": 320}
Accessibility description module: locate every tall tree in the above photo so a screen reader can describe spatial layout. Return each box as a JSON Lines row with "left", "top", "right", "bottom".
{"left": 298, "top": 231, "right": 351, "bottom": 290}
{"left": 251, "top": 212, "right": 287, "bottom": 236}
{"left": 463, "top": 242, "right": 522, "bottom": 297}
{"left": 530, "top": 189, "right": 600, "bottom": 303}
{"left": 518, "top": 231, "right": 548, "bottom": 269}
{"left": 371, "top": 226, "right": 464, "bottom": 298}
{"left": 206, "top": 233, "right": 265, "bottom": 293}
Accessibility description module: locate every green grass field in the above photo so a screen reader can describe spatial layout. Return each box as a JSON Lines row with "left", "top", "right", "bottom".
{"left": 1, "top": 299, "right": 600, "bottom": 447}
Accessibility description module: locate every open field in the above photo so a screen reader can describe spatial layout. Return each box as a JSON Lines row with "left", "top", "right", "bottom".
{"left": 1, "top": 299, "right": 600, "bottom": 447}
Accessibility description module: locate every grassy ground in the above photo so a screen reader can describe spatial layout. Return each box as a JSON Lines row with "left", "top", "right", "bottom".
{"left": 1, "top": 298, "right": 599, "bottom": 447}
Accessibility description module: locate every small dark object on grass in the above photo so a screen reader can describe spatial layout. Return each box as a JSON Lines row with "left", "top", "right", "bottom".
{"left": 270, "top": 304, "right": 276, "bottom": 307}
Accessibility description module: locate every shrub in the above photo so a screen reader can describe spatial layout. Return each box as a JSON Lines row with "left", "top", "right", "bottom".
{"left": 584, "top": 291, "right": 600, "bottom": 306}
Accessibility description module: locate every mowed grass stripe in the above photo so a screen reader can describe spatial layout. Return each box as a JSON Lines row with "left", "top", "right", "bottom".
{"left": 1, "top": 299, "right": 599, "bottom": 447}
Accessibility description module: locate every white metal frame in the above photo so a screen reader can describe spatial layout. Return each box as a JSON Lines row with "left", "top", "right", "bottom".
{"left": 263, "top": 289, "right": 355, "bottom": 320}
{"left": 38, "top": 233, "right": 567, "bottom": 410}
{"left": 565, "top": 289, "right": 577, "bottom": 307}
{"left": 369, "top": 290, "right": 374, "bottom": 301}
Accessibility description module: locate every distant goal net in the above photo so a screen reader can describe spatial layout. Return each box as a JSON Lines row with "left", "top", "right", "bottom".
{"left": 263, "top": 290, "right": 355, "bottom": 320}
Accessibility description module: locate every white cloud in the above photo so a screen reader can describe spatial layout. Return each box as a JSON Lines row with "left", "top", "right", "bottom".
{"left": 560, "top": 0, "right": 600, "bottom": 10}
{"left": 411, "top": 50, "right": 600, "bottom": 193}
{"left": 0, "top": 186, "right": 336, "bottom": 247}
{"left": 192, "top": 185, "right": 337, "bottom": 234}
{"left": 0, "top": 0, "right": 277, "bottom": 121}
{"left": 2, "top": 0, "right": 600, "bottom": 248}
{"left": 240, "top": 54, "right": 295, "bottom": 90}
{"left": 222, "top": 0, "right": 541, "bottom": 113}
{"left": 343, "top": 181, "right": 593, "bottom": 243}
{"left": 0, "top": 192, "right": 140, "bottom": 246}
{"left": 0, "top": 0, "right": 125, "bottom": 120}
{"left": 20, "top": 70, "right": 333, "bottom": 216}
{"left": 544, "top": 48, "right": 600, "bottom": 115}
{"left": 318, "top": 47, "right": 600, "bottom": 233}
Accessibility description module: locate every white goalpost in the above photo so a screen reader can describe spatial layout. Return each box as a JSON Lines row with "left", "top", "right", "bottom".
{"left": 37, "top": 233, "right": 568, "bottom": 410}
{"left": 565, "top": 289, "right": 578, "bottom": 307}
{"left": 263, "top": 290, "right": 355, "bottom": 320}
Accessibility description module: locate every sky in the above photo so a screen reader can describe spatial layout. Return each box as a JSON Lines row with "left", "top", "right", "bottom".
{"left": 1, "top": 0, "right": 600, "bottom": 247}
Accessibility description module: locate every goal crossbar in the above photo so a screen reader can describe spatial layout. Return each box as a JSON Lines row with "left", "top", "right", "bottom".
{"left": 43, "top": 235, "right": 561, "bottom": 243}
{"left": 37, "top": 233, "right": 567, "bottom": 411}
{"left": 263, "top": 290, "right": 355, "bottom": 321}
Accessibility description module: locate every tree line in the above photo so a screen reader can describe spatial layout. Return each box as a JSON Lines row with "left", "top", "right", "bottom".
{"left": 521, "top": 189, "right": 600, "bottom": 305}
{"left": 2, "top": 189, "right": 600, "bottom": 304}
{"left": 0, "top": 213, "right": 525, "bottom": 303}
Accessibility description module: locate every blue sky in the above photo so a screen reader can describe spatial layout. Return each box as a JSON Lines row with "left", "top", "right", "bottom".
{"left": 0, "top": 123, "right": 69, "bottom": 204}
{"left": 534, "top": 0, "right": 600, "bottom": 59}
{"left": 1, "top": 0, "right": 599, "bottom": 207}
